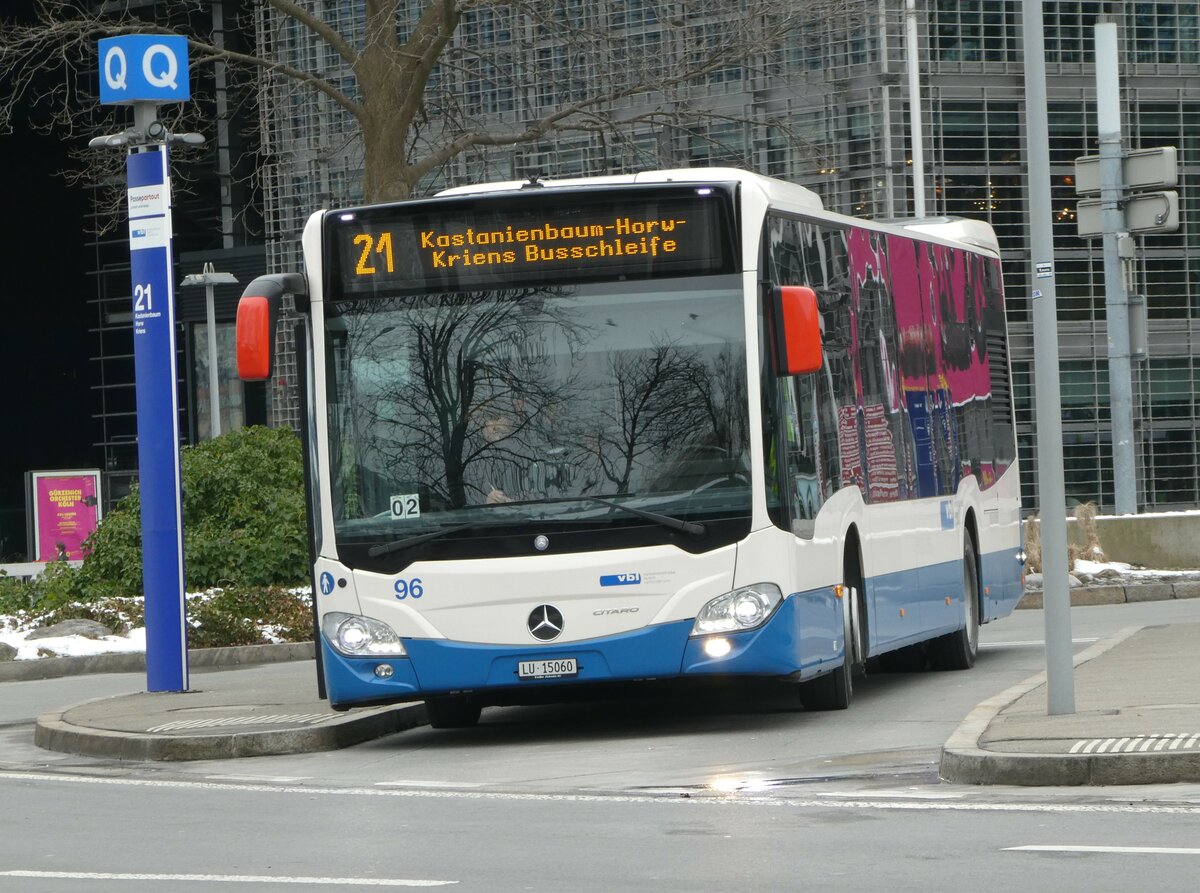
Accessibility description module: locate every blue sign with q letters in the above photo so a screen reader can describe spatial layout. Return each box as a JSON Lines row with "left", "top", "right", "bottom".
{"left": 99, "top": 35, "right": 190, "bottom": 104}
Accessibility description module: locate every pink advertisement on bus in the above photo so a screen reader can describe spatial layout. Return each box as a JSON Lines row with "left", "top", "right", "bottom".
{"left": 28, "top": 470, "right": 102, "bottom": 562}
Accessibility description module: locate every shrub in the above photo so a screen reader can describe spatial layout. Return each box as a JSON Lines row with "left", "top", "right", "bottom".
{"left": 5, "top": 587, "right": 314, "bottom": 649}
{"left": 35, "top": 596, "right": 146, "bottom": 636}
{"left": 74, "top": 425, "right": 309, "bottom": 599}
{"left": 0, "top": 561, "right": 81, "bottom": 614}
{"left": 1022, "top": 502, "right": 1106, "bottom": 576}
{"left": 186, "top": 586, "right": 314, "bottom": 648}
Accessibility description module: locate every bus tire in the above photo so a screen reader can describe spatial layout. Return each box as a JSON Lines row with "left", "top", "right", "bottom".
{"left": 927, "top": 536, "right": 980, "bottom": 671}
{"left": 800, "top": 638, "right": 852, "bottom": 711}
{"left": 424, "top": 696, "right": 482, "bottom": 729}
{"left": 800, "top": 552, "right": 862, "bottom": 711}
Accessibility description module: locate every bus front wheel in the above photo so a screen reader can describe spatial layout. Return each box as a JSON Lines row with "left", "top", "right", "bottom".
{"left": 424, "top": 696, "right": 482, "bottom": 729}
{"left": 800, "top": 555, "right": 863, "bottom": 711}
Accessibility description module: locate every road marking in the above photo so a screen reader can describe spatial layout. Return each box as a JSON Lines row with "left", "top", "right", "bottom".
{"left": 818, "top": 789, "right": 967, "bottom": 800}
{"left": 149, "top": 713, "right": 330, "bottom": 733}
{"left": 376, "top": 780, "right": 486, "bottom": 789}
{"left": 3, "top": 770, "right": 1200, "bottom": 815}
{"left": 1069, "top": 733, "right": 1200, "bottom": 755}
{"left": 980, "top": 638, "right": 1099, "bottom": 649}
{"left": 206, "top": 774, "right": 312, "bottom": 784}
{"left": 0, "top": 871, "right": 455, "bottom": 886}
{"left": 1006, "top": 845, "right": 1200, "bottom": 856}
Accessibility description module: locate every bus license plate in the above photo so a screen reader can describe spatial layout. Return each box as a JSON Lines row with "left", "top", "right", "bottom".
{"left": 518, "top": 658, "right": 578, "bottom": 679}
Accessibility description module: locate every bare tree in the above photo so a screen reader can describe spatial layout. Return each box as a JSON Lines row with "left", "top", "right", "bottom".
{"left": 329, "top": 287, "right": 586, "bottom": 510}
{"left": 0, "top": 0, "right": 869, "bottom": 215}
{"left": 586, "top": 340, "right": 718, "bottom": 494}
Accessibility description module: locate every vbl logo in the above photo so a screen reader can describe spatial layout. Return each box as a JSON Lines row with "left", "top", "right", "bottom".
{"left": 600, "top": 573, "right": 642, "bottom": 587}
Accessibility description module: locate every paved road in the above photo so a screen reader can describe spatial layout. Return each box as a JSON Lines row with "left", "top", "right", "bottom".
{"left": 3, "top": 600, "right": 1200, "bottom": 891}
{"left": 2, "top": 755, "right": 1199, "bottom": 892}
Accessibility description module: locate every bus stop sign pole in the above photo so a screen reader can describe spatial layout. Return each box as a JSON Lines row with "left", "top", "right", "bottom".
{"left": 95, "top": 36, "right": 192, "bottom": 692}
{"left": 127, "top": 141, "right": 189, "bottom": 692}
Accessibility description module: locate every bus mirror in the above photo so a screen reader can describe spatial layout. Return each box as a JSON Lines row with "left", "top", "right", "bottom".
{"left": 236, "top": 294, "right": 276, "bottom": 381}
{"left": 774, "top": 285, "right": 823, "bottom": 375}
{"left": 235, "top": 273, "right": 308, "bottom": 381}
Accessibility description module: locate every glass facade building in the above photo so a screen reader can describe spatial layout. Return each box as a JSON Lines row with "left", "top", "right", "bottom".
{"left": 256, "top": 0, "right": 1200, "bottom": 513}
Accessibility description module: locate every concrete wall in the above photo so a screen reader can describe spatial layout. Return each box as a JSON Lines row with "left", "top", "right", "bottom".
{"left": 1065, "top": 514, "right": 1200, "bottom": 569}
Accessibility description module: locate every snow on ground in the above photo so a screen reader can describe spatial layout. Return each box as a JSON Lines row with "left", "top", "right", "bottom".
{"left": 1074, "top": 558, "right": 1200, "bottom": 580}
{"left": 1, "top": 586, "right": 313, "bottom": 661}
{"left": 0, "top": 624, "right": 146, "bottom": 661}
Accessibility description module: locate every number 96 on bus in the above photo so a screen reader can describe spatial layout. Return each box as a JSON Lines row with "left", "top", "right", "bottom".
{"left": 394, "top": 578, "right": 424, "bottom": 600}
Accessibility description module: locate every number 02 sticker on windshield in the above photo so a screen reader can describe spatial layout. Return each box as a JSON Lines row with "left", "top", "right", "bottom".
{"left": 390, "top": 493, "right": 420, "bottom": 519}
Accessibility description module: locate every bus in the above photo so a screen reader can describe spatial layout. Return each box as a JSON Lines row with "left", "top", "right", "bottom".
{"left": 236, "top": 168, "right": 1024, "bottom": 727}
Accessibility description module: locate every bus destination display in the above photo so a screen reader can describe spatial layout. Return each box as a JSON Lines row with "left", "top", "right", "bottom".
{"left": 328, "top": 187, "right": 736, "bottom": 296}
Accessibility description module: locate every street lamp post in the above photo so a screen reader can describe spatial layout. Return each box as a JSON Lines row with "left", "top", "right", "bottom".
{"left": 181, "top": 264, "right": 238, "bottom": 438}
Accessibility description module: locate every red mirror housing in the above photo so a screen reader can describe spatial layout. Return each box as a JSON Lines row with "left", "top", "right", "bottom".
{"left": 773, "top": 285, "right": 823, "bottom": 375}
{"left": 236, "top": 295, "right": 275, "bottom": 381}
{"left": 235, "top": 273, "right": 307, "bottom": 381}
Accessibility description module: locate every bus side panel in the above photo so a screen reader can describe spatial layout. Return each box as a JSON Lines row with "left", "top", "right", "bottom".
{"left": 980, "top": 545, "right": 1024, "bottom": 618}
{"left": 854, "top": 493, "right": 961, "bottom": 653}
{"left": 979, "top": 462, "right": 1024, "bottom": 621}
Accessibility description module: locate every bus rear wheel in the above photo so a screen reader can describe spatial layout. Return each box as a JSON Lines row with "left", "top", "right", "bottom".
{"left": 424, "top": 696, "right": 482, "bottom": 729}
{"left": 927, "top": 537, "right": 980, "bottom": 671}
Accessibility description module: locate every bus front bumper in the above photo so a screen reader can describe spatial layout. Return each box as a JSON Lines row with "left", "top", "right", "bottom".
{"left": 321, "top": 595, "right": 824, "bottom": 709}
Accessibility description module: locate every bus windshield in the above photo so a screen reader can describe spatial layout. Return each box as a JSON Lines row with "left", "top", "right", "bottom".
{"left": 324, "top": 274, "right": 750, "bottom": 569}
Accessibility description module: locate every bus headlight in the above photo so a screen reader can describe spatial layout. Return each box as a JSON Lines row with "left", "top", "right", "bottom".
{"left": 690, "top": 583, "right": 783, "bottom": 636}
{"left": 322, "top": 612, "right": 407, "bottom": 657}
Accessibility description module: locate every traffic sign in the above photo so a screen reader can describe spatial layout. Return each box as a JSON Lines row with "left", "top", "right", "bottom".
{"left": 1077, "top": 190, "right": 1179, "bottom": 237}
{"left": 1074, "top": 146, "right": 1177, "bottom": 196}
{"left": 98, "top": 35, "right": 190, "bottom": 104}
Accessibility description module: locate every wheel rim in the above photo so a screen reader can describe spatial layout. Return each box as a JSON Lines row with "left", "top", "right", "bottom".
{"left": 965, "top": 547, "right": 980, "bottom": 655}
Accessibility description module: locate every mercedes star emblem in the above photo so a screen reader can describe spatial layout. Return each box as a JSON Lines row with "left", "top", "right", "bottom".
{"left": 527, "top": 604, "right": 564, "bottom": 641}
{"left": 534, "top": 535, "right": 550, "bottom": 551}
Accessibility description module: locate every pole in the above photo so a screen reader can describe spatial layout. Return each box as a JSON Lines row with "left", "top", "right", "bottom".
{"left": 905, "top": 0, "right": 926, "bottom": 217}
{"left": 95, "top": 35, "right": 194, "bottom": 695}
{"left": 205, "top": 280, "right": 221, "bottom": 438}
{"left": 1021, "top": 0, "right": 1075, "bottom": 714}
{"left": 879, "top": 0, "right": 897, "bottom": 217}
{"left": 1095, "top": 21, "right": 1137, "bottom": 515}
{"left": 126, "top": 113, "right": 190, "bottom": 693}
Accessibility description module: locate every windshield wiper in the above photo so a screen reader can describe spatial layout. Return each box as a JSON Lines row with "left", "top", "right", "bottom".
{"left": 367, "top": 522, "right": 478, "bottom": 557}
{"left": 580, "top": 494, "right": 706, "bottom": 536}
{"left": 491, "top": 494, "right": 706, "bottom": 537}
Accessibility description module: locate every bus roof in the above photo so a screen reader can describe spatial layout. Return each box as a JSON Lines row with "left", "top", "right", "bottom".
{"left": 880, "top": 216, "right": 1002, "bottom": 256}
{"left": 434, "top": 168, "right": 999, "bottom": 256}
{"left": 435, "top": 167, "right": 825, "bottom": 212}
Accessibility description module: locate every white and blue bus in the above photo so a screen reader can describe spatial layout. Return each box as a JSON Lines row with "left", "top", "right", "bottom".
{"left": 237, "top": 168, "right": 1023, "bottom": 727}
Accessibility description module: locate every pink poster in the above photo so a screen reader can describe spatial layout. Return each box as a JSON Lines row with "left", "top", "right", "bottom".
{"left": 30, "top": 471, "right": 102, "bottom": 562}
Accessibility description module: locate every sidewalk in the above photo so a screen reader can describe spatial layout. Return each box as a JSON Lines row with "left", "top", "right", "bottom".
{"left": 940, "top": 622, "right": 1200, "bottom": 785}
{"left": 33, "top": 658, "right": 426, "bottom": 761}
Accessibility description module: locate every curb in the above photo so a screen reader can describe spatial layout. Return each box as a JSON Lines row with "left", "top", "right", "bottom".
{"left": 937, "top": 626, "right": 1182, "bottom": 786}
{"left": 1017, "top": 580, "right": 1200, "bottom": 609}
{"left": 34, "top": 698, "right": 427, "bottom": 762}
{"left": 0, "top": 641, "right": 315, "bottom": 684}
